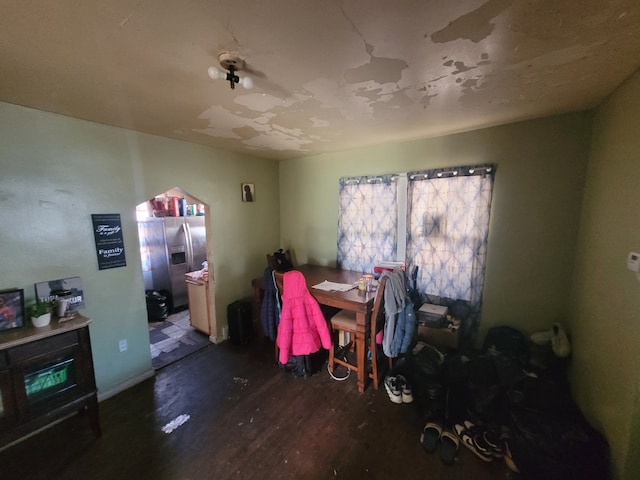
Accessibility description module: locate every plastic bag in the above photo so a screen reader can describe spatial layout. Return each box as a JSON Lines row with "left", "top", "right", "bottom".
{"left": 145, "top": 290, "right": 168, "bottom": 322}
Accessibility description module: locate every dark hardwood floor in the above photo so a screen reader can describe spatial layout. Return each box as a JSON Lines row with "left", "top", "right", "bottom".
{"left": 1, "top": 338, "right": 514, "bottom": 480}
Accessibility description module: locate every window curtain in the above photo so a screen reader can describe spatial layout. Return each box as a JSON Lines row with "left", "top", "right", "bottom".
{"left": 406, "top": 165, "right": 495, "bottom": 343}
{"left": 337, "top": 175, "right": 398, "bottom": 273}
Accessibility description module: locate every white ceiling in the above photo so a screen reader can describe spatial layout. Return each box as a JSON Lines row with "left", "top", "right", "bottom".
{"left": 2, "top": 1, "right": 640, "bottom": 160}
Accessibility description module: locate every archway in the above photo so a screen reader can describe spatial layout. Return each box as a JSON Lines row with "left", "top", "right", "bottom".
{"left": 136, "top": 187, "right": 215, "bottom": 369}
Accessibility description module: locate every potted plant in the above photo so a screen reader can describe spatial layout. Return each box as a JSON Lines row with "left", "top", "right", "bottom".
{"left": 28, "top": 301, "right": 53, "bottom": 327}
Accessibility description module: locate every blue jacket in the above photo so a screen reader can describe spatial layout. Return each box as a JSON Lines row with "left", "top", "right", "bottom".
{"left": 260, "top": 268, "right": 280, "bottom": 341}
{"left": 382, "top": 269, "right": 417, "bottom": 358}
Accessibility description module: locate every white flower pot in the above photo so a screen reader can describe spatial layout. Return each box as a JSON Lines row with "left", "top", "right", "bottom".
{"left": 31, "top": 312, "right": 51, "bottom": 328}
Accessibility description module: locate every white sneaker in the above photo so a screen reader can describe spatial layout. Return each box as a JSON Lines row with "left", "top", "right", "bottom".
{"left": 384, "top": 376, "right": 402, "bottom": 404}
{"left": 396, "top": 375, "right": 414, "bottom": 403}
{"left": 530, "top": 330, "right": 552, "bottom": 346}
{"left": 551, "top": 323, "right": 571, "bottom": 357}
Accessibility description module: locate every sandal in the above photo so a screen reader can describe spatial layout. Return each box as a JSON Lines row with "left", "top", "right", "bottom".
{"left": 420, "top": 422, "right": 442, "bottom": 452}
{"left": 440, "top": 428, "right": 459, "bottom": 464}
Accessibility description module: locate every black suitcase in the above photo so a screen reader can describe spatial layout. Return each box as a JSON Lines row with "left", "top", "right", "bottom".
{"left": 227, "top": 300, "right": 253, "bottom": 344}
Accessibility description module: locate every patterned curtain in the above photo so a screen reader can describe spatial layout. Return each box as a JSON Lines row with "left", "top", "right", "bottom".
{"left": 337, "top": 175, "right": 398, "bottom": 273}
{"left": 406, "top": 165, "right": 495, "bottom": 345}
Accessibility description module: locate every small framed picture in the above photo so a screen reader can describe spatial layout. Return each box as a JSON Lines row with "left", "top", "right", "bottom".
{"left": 0, "top": 288, "right": 25, "bottom": 332}
{"left": 241, "top": 183, "right": 255, "bottom": 202}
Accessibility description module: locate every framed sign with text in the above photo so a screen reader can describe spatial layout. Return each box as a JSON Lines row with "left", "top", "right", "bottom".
{"left": 35, "top": 276, "right": 85, "bottom": 311}
{"left": 92, "top": 213, "right": 127, "bottom": 270}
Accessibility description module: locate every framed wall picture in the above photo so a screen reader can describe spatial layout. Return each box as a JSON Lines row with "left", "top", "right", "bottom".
{"left": 241, "top": 183, "right": 255, "bottom": 202}
{"left": 0, "top": 288, "right": 25, "bottom": 332}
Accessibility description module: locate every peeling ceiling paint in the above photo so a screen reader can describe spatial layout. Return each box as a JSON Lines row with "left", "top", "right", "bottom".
{"left": 431, "top": 0, "right": 513, "bottom": 44}
{"left": 1, "top": 0, "right": 640, "bottom": 160}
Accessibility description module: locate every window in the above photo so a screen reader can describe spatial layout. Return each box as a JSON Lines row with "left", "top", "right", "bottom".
{"left": 337, "top": 165, "right": 495, "bottom": 337}
{"left": 407, "top": 167, "right": 494, "bottom": 305}
{"left": 336, "top": 175, "right": 398, "bottom": 274}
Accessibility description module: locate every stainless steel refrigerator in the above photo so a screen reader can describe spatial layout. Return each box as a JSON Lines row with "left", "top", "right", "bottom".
{"left": 137, "top": 217, "right": 207, "bottom": 311}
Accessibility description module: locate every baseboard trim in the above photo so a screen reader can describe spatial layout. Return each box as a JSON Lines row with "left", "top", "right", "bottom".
{"left": 97, "top": 368, "right": 155, "bottom": 402}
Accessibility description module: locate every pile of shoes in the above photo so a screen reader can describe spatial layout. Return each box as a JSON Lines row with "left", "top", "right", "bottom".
{"left": 452, "top": 420, "right": 519, "bottom": 473}
{"left": 384, "top": 375, "right": 414, "bottom": 404}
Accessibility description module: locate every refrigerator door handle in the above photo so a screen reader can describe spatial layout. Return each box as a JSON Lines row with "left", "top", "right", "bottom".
{"left": 184, "top": 221, "right": 194, "bottom": 271}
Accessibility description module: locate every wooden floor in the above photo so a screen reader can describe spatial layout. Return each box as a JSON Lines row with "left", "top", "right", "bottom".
{"left": 1, "top": 338, "right": 515, "bottom": 480}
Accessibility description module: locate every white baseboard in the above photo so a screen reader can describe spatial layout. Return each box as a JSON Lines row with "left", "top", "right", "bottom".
{"left": 97, "top": 368, "right": 155, "bottom": 402}
{"left": 209, "top": 334, "right": 224, "bottom": 344}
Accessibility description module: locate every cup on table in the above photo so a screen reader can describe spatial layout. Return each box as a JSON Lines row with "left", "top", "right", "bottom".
{"left": 56, "top": 298, "right": 69, "bottom": 317}
{"left": 363, "top": 274, "right": 373, "bottom": 292}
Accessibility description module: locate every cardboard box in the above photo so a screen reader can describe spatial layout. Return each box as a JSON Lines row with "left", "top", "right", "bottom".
{"left": 418, "top": 303, "right": 448, "bottom": 316}
{"left": 417, "top": 325, "right": 459, "bottom": 351}
{"left": 417, "top": 303, "right": 449, "bottom": 327}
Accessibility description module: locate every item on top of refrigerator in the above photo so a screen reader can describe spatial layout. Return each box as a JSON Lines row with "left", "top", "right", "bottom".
{"left": 170, "top": 197, "right": 179, "bottom": 217}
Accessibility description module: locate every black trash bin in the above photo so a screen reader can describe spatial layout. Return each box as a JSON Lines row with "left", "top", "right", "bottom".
{"left": 227, "top": 300, "right": 253, "bottom": 344}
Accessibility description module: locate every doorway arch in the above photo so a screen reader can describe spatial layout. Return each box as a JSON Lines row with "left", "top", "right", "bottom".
{"left": 136, "top": 187, "right": 216, "bottom": 369}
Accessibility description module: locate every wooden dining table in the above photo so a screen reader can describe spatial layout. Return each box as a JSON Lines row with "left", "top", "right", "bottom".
{"left": 251, "top": 264, "right": 376, "bottom": 393}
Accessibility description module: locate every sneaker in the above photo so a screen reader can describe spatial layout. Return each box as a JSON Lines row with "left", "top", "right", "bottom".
{"left": 530, "top": 330, "right": 552, "bottom": 346}
{"left": 481, "top": 429, "right": 505, "bottom": 458}
{"left": 503, "top": 438, "right": 520, "bottom": 473}
{"left": 396, "top": 375, "right": 414, "bottom": 403}
{"left": 463, "top": 421, "right": 503, "bottom": 458}
{"left": 384, "top": 376, "right": 402, "bottom": 404}
{"left": 454, "top": 423, "right": 493, "bottom": 462}
{"left": 551, "top": 323, "right": 571, "bottom": 357}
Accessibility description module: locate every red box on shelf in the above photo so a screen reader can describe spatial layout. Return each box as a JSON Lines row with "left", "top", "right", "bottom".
{"left": 373, "top": 261, "right": 405, "bottom": 274}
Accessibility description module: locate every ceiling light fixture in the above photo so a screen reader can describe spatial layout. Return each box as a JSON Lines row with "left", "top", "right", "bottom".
{"left": 208, "top": 52, "right": 253, "bottom": 90}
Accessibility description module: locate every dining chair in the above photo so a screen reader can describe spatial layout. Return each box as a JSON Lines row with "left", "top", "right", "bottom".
{"left": 327, "top": 276, "right": 391, "bottom": 390}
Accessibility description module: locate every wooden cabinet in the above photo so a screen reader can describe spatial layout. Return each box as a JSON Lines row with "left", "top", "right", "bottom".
{"left": 185, "top": 273, "right": 211, "bottom": 335}
{"left": 0, "top": 315, "right": 100, "bottom": 449}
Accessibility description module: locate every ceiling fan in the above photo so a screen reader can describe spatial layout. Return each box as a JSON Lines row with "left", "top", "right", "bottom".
{"left": 207, "top": 52, "right": 254, "bottom": 90}
{"left": 207, "top": 51, "right": 290, "bottom": 98}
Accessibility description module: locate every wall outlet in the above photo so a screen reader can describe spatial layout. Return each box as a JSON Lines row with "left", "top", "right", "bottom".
{"left": 222, "top": 326, "right": 228, "bottom": 340}
{"left": 118, "top": 339, "right": 128, "bottom": 352}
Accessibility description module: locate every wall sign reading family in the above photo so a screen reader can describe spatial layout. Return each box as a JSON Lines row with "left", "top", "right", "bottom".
{"left": 92, "top": 213, "right": 127, "bottom": 270}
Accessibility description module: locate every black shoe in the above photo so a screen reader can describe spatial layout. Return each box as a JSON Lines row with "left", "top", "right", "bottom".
{"left": 454, "top": 422, "right": 493, "bottom": 462}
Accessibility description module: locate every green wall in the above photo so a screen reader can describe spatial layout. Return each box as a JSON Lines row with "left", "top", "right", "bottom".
{"left": 280, "top": 112, "right": 592, "bottom": 342}
{"left": 0, "top": 102, "right": 280, "bottom": 397}
{"left": 568, "top": 70, "right": 640, "bottom": 480}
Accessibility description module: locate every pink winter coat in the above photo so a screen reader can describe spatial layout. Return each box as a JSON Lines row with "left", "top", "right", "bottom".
{"left": 276, "top": 270, "right": 332, "bottom": 365}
